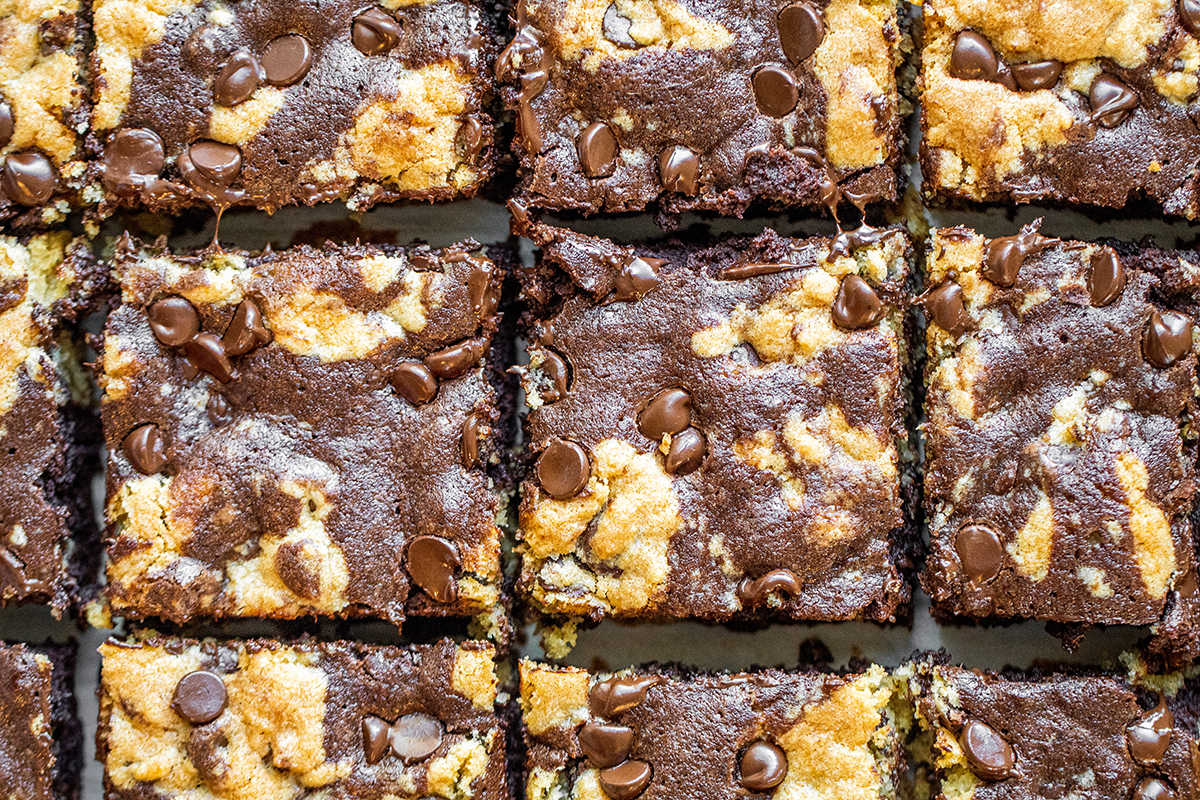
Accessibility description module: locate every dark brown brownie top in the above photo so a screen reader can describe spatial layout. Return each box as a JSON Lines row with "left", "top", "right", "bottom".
{"left": 0, "top": 643, "right": 60, "bottom": 800}
{"left": 921, "top": 0, "right": 1200, "bottom": 216}
{"left": 920, "top": 225, "right": 1200, "bottom": 660}
{"left": 520, "top": 660, "right": 901, "bottom": 800}
{"left": 516, "top": 223, "right": 911, "bottom": 623}
{"left": 89, "top": 0, "right": 494, "bottom": 216}
{"left": 99, "top": 636, "right": 505, "bottom": 800}
{"left": 913, "top": 660, "right": 1200, "bottom": 800}
{"left": 101, "top": 238, "right": 505, "bottom": 626}
{"left": 497, "top": 0, "right": 904, "bottom": 216}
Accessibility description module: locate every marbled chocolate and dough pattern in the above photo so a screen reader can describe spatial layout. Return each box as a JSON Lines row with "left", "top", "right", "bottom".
{"left": 922, "top": 0, "right": 1200, "bottom": 216}
{"left": 99, "top": 637, "right": 507, "bottom": 800}
{"left": 89, "top": 0, "right": 494, "bottom": 215}
{"left": 921, "top": 225, "right": 1200, "bottom": 660}
{"left": 521, "top": 661, "right": 904, "bottom": 800}
{"left": 101, "top": 239, "right": 504, "bottom": 625}
{"left": 518, "top": 224, "right": 911, "bottom": 624}
{"left": 0, "top": 643, "right": 74, "bottom": 800}
{"left": 498, "top": 0, "right": 904, "bottom": 215}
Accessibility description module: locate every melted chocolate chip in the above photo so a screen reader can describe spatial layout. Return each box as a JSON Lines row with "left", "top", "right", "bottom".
{"left": 603, "top": 3, "right": 637, "bottom": 48}
{"left": 599, "top": 761, "right": 652, "bottom": 800}
{"left": 1126, "top": 696, "right": 1174, "bottom": 765}
{"left": 363, "top": 716, "right": 391, "bottom": 764}
{"left": 2, "top": 152, "right": 56, "bottom": 206}
{"left": 638, "top": 388, "right": 692, "bottom": 441}
{"left": 214, "top": 51, "right": 261, "bottom": 107}
{"left": 457, "top": 117, "right": 484, "bottom": 161}
{"left": 407, "top": 535, "right": 460, "bottom": 603}
{"left": 1143, "top": 311, "right": 1194, "bottom": 368}
{"left": 537, "top": 439, "right": 591, "bottom": 499}
{"left": 0, "top": 102, "right": 12, "bottom": 148}
{"left": 425, "top": 336, "right": 488, "bottom": 379}
{"left": 955, "top": 524, "right": 1004, "bottom": 584}
{"left": 274, "top": 539, "right": 320, "bottom": 599}
{"left": 1178, "top": 569, "right": 1198, "bottom": 598}
{"left": 390, "top": 713, "right": 444, "bottom": 762}
{"left": 752, "top": 65, "right": 799, "bottom": 117}
{"left": 123, "top": 423, "right": 168, "bottom": 475}
{"left": 222, "top": 298, "right": 271, "bottom": 355}
{"left": 148, "top": 297, "right": 200, "bottom": 346}
{"left": 1132, "top": 778, "right": 1177, "bottom": 800}
{"left": 187, "top": 142, "right": 242, "bottom": 187}
{"left": 466, "top": 257, "right": 498, "bottom": 316}
{"left": 921, "top": 281, "right": 970, "bottom": 335}
{"left": 665, "top": 428, "right": 706, "bottom": 475}
{"left": 184, "top": 333, "right": 235, "bottom": 383}
{"left": 590, "top": 675, "right": 663, "bottom": 717}
{"left": 578, "top": 122, "right": 619, "bottom": 178}
{"left": 831, "top": 274, "right": 884, "bottom": 330}
{"left": 740, "top": 740, "right": 788, "bottom": 791}
{"left": 659, "top": 145, "right": 699, "bottom": 194}
{"left": 101, "top": 128, "right": 166, "bottom": 196}
{"left": 960, "top": 720, "right": 1015, "bottom": 781}
{"left": 614, "top": 256, "right": 664, "bottom": 302}
{"left": 1011, "top": 60, "right": 1063, "bottom": 91}
{"left": 983, "top": 225, "right": 1057, "bottom": 287}
{"left": 1089, "top": 248, "right": 1125, "bottom": 307}
{"left": 777, "top": 2, "right": 824, "bottom": 65}
{"left": 353, "top": 8, "right": 402, "bottom": 55}
{"left": 1183, "top": 0, "right": 1200, "bottom": 38}
{"left": 207, "top": 394, "right": 233, "bottom": 427}
{"left": 172, "top": 671, "right": 227, "bottom": 725}
{"left": 462, "top": 412, "right": 481, "bottom": 467}
{"left": 578, "top": 722, "right": 635, "bottom": 768}
{"left": 950, "top": 31, "right": 1000, "bottom": 82}
{"left": 1090, "top": 75, "right": 1138, "bottom": 128}
{"left": 737, "top": 569, "right": 801, "bottom": 606}
{"left": 186, "top": 722, "right": 230, "bottom": 785}
{"left": 540, "top": 351, "right": 570, "bottom": 403}
{"left": 392, "top": 363, "right": 439, "bottom": 405}
{"left": 261, "top": 34, "right": 312, "bottom": 86}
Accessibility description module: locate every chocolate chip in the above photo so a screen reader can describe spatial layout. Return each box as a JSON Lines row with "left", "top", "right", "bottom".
{"left": 1011, "top": 60, "right": 1062, "bottom": 91}
{"left": 740, "top": 740, "right": 788, "bottom": 791}
{"left": 260, "top": 34, "right": 312, "bottom": 86}
{"left": 666, "top": 428, "right": 706, "bottom": 475}
{"left": 578, "top": 722, "right": 635, "bottom": 768}
{"left": 148, "top": 297, "right": 200, "bottom": 346}
{"left": 960, "top": 720, "right": 1015, "bottom": 781}
{"left": 737, "top": 569, "right": 801, "bottom": 606}
{"left": 659, "top": 145, "right": 699, "bottom": 195}
{"left": 1090, "top": 75, "right": 1138, "bottom": 128}
{"left": 2, "top": 152, "right": 56, "bottom": 206}
{"left": 123, "top": 424, "right": 168, "bottom": 475}
{"left": 983, "top": 225, "right": 1057, "bottom": 287}
{"left": 101, "top": 128, "right": 166, "bottom": 196}
{"left": 274, "top": 539, "right": 320, "bottom": 599}
{"left": 1132, "top": 778, "right": 1177, "bottom": 800}
{"left": 214, "top": 51, "right": 261, "bottom": 107}
{"left": 1182, "top": 0, "right": 1200, "bottom": 38}
{"left": 614, "top": 256, "right": 664, "bottom": 302}
{"left": 207, "top": 394, "right": 233, "bottom": 427}
{"left": 950, "top": 31, "right": 1000, "bottom": 82}
{"left": 185, "top": 333, "right": 236, "bottom": 383}
{"left": 752, "top": 65, "right": 799, "bottom": 117}
{"left": 1089, "top": 248, "right": 1125, "bottom": 307}
{"left": 425, "top": 336, "right": 488, "bottom": 380}
{"left": 639, "top": 388, "right": 692, "bottom": 441}
{"left": 392, "top": 363, "right": 438, "bottom": 405}
{"left": 466, "top": 257, "right": 498, "bottom": 317}
{"left": 363, "top": 716, "right": 391, "bottom": 764}
{"left": 831, "top": 274, "right": 884, "bottom": 330}
{"left": 1127, "top": 696, "right": 1174, "bottom": 766}
{"left": 603, "top": 3, "right": 637, "bottom": 48}
{"left": 187, "top": 142, "right": 242, "bottom": 187}
{"left": 540, "top": 350, "right": 570, "bottom": 403}
{"left": 172, "top": 671, "right": 227, "bottom": 725}
{"left": 578, "top": 122, "right": 619, "bottom": 178}
{"left": 222, "top": 298, "right": 271, "bottom": 355}
{"left": 921, "top": 281, "right": 970, "bottom": 335}
{"left": 537, "top": 439, "right": 591, "bottom": 499}
{"left": 1144, "top": 311, "right": 1194, "bottom": 368}
{"left": 599, "top": 760, "right": 652, "bottom": 800}
{"left": 462, "top": 412, "right": 481, "bottom": 467}
{"left": 407, "top": 535, "right": 460, "bottom": 603}
{"left": 353, "top": 8, "right": 402, "bottom": 55}
{"left": 955, "top": 524, "right": 1003, "bottom": 584}
{"left": 1178, "top": 569, "right": 1198, "bottom": 598}
{"left": 0, "top": 101, "right": 13, "bottom": 148}
{"left": 390, "top": 713, "right": 444, "bottom": 762}
{"left": 457, "top": 117, "right": 484, "bottom": 161}
{"left": 777, "top": 2, "right": 823, "bottom": 65}
{"left": 186, "top": 722, "right": 230, "bottom": 785}
{"left": 589, "top": 675, "right": 663, "bottom": 717}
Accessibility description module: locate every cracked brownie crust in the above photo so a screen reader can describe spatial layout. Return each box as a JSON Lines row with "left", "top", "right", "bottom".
{"left": 0, "top": 641, "right": 82, "bottom": 800}
{"left": 516, "top": 222, "right": 913, "bottom": 624}
{"left": 98, "top": 636, "right": 506, "bottom": 800}
{"left": 100, "top": 237, "right": 507, "bottom": 626}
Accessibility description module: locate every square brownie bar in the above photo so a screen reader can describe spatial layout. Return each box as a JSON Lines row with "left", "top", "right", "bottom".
{"left": 907, "top": 655, "right": 1200, "bottom": 800}
{"left": 516, "top": 222, "right": 913, "bottom": 624}
{"left": 497, "top": 0, "right": 905, "bottom": 216}
{"left": 520, "top": 659, "right": 906, "bottom": 800}
{"left": 0, "top": 232, "right": 101, "bottom": 615}
{"left": 89, "top": 0, "right": 495, "bottom": 216}
{"left": 920, "top": 0, "right": 1200, "bottom": 216}
{"left": 100, "top": 237, "right": 507, "bottom": 626}
{"left": 0, "top": 642, "right": 82, "bottom": 800}
{"left": 98, "top": 636, "right": 507, "bottom": 800}
{"left": 0, "top": 1, "right": 88, "bottom": 227}
{"left": 920, "top": 224, "right": 1200, "bottom": 661}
